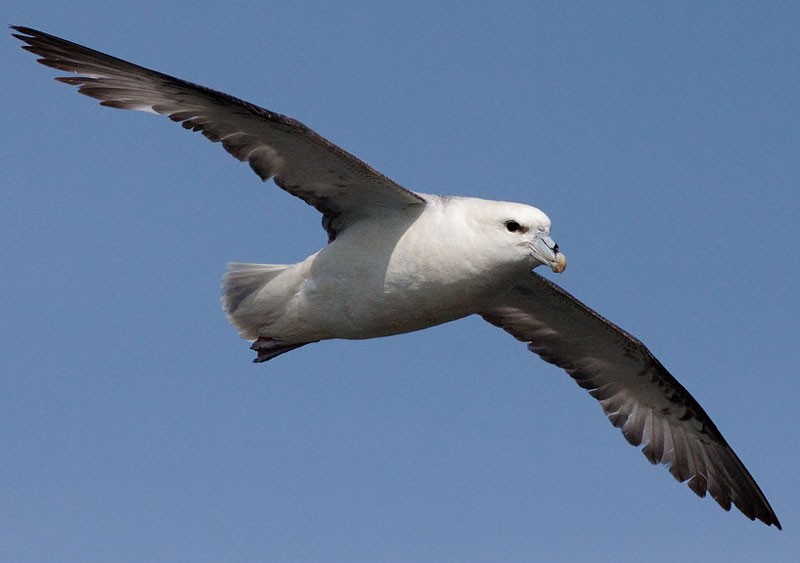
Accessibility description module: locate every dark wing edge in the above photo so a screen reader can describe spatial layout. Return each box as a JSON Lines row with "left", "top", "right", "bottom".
{"left": 11, "top": 25, "right": 426, "bottom": 239}
{"left": 480, "top": 272, "right": 781, "bottom": 529}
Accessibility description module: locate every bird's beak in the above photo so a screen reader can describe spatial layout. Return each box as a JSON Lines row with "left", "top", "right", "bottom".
{"left": 530, "top": 235, "right": 567, "bottom": 273}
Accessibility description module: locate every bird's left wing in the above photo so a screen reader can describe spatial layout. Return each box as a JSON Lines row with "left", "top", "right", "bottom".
{"left": 11, "top": 26, "right": 426, "bottom": 240}
{"left": 480, "top": 272, "right": 780, "bottom": 528}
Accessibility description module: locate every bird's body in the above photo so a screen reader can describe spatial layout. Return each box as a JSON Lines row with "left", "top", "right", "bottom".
{"left": 12, "top": 25, "right": 780, "bottom": 528}
{"left": 225, "top": 196, "right": 558, "bottom": 347}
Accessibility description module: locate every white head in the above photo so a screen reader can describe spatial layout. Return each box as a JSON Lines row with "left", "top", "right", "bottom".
{"left": 457, "top": 198, "right": 567, "bottom": 274}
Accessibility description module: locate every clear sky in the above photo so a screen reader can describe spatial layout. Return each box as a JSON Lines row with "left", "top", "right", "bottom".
{"left": 3, "top": 2, "right": 799, "bottom": 561}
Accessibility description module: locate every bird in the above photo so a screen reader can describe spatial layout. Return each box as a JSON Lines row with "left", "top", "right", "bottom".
{"left": 11, "top": 25, "right": 780, "bottom": 529}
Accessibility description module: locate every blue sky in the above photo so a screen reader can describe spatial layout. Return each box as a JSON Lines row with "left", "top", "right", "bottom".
{"left": 3, "top": 2, "right": 798, "bottom": 561}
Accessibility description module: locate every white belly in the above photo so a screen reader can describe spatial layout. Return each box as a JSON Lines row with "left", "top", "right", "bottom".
{"left": 259, "top": 216, "right": 528, "bottom": 342}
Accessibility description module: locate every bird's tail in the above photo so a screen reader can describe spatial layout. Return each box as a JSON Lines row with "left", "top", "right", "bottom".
{"left": 221, "top": 262, "right": 290, "bottom": 339}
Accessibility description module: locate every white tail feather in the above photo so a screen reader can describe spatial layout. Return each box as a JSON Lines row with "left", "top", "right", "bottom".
{"left": 221, "top": 262, "right": 289, "bottom": 339}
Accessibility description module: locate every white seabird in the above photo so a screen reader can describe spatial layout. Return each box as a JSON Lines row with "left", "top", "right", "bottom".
{"left": 12, "top": 25, "right": 780, "bottom": 529}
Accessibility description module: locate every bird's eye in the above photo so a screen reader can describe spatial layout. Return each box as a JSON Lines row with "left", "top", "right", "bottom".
{"left": 505, "top": 220, "right": 521, "bottom": 233}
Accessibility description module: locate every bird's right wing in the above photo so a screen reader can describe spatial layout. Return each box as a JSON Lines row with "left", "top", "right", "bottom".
{"left": 12, "top": 25, "right": 427, "bottom": 240}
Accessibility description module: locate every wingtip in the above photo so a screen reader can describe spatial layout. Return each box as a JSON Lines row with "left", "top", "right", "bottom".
{"left": 752, "top": 511, "right": 782, "bottom": 530}
{"left": 762, "top": 510, "right": 782, "bottom": 530}
{"left": 9, "top": 24, "right": 26, "bottom": 40}
{"left": 10, "top": 24, "right": 33, "bottom": 36}
{"left": 10, "top": 25, "right": 42, "bottom": 45}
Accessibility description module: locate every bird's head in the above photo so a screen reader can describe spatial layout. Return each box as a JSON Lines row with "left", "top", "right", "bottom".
{"left": 463, "top": 199, "right": 566, "bottom": 274}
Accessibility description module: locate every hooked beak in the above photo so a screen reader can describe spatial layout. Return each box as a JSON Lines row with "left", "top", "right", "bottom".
{"left": 530, "top": 235, "right": 567, "bottom": 273}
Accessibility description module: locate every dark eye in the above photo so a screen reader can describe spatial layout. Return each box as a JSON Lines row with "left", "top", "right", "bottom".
{"left": 505, "top": 220, "right": 521, "bottom": 233}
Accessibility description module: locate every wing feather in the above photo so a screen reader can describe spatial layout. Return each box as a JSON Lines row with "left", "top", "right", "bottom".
{"left": 12, "top": 25, "right": 426, "bottom": 239}
{"left": 480, "top": 272, "right": 780, "bottom": 528}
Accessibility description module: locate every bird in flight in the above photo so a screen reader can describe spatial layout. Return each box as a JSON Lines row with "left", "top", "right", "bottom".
{"left": 12, "top": 25, "right": 780, "bottom": 529}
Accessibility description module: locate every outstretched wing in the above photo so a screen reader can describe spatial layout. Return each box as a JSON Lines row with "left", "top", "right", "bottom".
{"left": 11, "top": 25, "right": 427, "bottom": 239}
{"left": 480, "top": 272, "right": 780, "bottom": 528}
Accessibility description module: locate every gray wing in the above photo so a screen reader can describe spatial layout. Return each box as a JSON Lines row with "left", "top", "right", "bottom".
{"left": 12, "top": 25, "right": 427, "bottom": 240}
{"left": 480, "top": 272, "right": 780, "bottom": 528}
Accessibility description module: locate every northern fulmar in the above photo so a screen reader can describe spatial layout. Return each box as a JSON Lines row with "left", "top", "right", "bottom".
{"left": 11, "top": 25, "right": 780, "bottom": 529}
